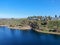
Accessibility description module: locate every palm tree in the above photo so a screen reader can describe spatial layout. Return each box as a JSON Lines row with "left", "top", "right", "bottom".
{"left": 55, "top": 15, "right": 57, "bottom": 18}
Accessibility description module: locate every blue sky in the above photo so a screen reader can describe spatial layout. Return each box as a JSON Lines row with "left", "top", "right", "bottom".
{"left": 0, "top": 0, "right": 60, "bottom": 18}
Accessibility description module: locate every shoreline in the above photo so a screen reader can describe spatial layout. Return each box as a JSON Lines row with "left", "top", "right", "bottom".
{"left": 8, "top": 26, "right": 31, "bottom": 30}
{"left": 0, "top": 25, "right": 8, "bottom": 27}
{"left": 0, "top": 25, "right": 60, "bottom": 35}
{"left": 35, "top": 30, "right": 60, "bottom": 35}
{"left": 0, "top": 25, "right": 31, "bottom": 30}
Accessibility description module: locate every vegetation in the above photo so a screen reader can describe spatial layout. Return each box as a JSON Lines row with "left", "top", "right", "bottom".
{"left": 0, "top": 15, "right": 60, "bottom": 33}
{"left": 27, "top": 15, "right": 60, "bottom": 33}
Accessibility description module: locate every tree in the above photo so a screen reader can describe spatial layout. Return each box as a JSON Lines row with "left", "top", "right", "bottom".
{"left": 29, "top": 21, "right": 39, "bottom": 29}
{"left": 47, "top": 16, "right": 52, "bottom": 20}
{"left": 55, "top": 15, "right": 57, "bottom": 18}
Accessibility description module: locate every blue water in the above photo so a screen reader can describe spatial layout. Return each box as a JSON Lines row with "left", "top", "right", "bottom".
{"left": 0, "top": 26, "right": 60, "bottom": 45}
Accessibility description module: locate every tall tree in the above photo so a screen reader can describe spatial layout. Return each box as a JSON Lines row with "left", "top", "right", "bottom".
{"left": 55, "top": 15, "right": 57, "bottom": 18}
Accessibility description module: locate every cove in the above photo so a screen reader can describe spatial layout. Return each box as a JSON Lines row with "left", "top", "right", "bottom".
{"left": 0, "top": 26, "right": 60, "bottom": 45}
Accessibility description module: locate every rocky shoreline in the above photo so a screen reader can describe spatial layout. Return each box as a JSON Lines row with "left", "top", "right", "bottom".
{"left": 0, "top": 25, "right": 60, "bottom": 35}
{"left": 35, "top": 30, "right": 60, "bottom": 35}
{"left": 8, "top": 26, "right": 31, "bottom": 30}
{"left": 0, "top": 25, "right": 31, "bottom": 30}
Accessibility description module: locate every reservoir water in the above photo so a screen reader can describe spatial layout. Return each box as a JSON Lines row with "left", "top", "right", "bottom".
{"left": 0, "top": 26, "right": 60, "bottom": 45}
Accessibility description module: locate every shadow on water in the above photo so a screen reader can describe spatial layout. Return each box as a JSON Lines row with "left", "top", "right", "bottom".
{"left": 31, "top": 30, "right": 50, "bottom": 36}
{"left": 10, "top": 29, "right": 16, "bottom": 34}
{"left": 50, "top": 34, "right": 60, "bottom": 39}
{"left": 30, "top": 30, "right": 42, "bottom": 35}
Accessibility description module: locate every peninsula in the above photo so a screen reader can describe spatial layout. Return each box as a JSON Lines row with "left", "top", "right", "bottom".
{"left": 0, "top": 15, "right": 60, "bottom": 35}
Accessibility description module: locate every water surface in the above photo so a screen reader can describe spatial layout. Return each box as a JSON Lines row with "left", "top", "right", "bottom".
{"left": 0, "top": 26, "right": 60, "bottom": 45}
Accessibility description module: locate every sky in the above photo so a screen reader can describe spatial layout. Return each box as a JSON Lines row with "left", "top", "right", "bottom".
{"left": 0, "top": 0, "right": 60, "bottom": 18}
